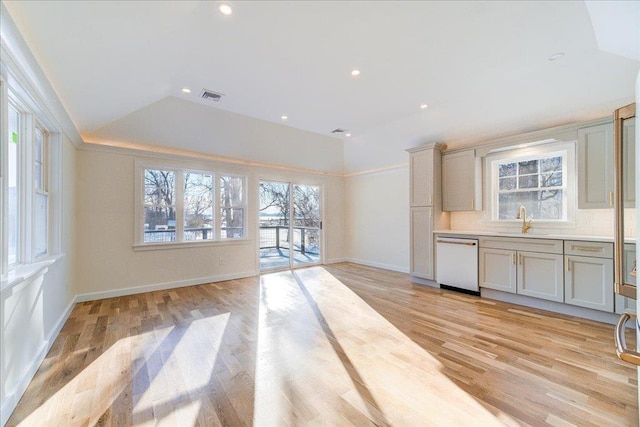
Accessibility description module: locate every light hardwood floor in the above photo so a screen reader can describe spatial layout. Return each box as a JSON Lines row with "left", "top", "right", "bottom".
{"left": 7, "top": 263, "right": 638, "bottom": 426}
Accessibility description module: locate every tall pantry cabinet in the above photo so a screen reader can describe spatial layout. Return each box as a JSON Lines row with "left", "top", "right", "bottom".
{"left": 407, "top": 143, "right": 450, "bottom": 282}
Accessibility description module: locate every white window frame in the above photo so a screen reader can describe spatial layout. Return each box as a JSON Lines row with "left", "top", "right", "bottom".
{"left": 1, "top": 81, "right": 61, "bottom": 279}
{"left": 486, "top": 141, "right": 576, "bottom": 226}
{"left": 134, "top": 160, "right": 248, "bottom": 250}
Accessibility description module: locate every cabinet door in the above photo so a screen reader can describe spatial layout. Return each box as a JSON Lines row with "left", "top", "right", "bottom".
{"left": 442, "top": 150, "right": 481, "bottom": 212}
{"left": 616, "top": 244, "right": 636, "bottom": 314}
{"left": 479, "top": 248, "right": 516, "bottom": 293}
{"left": 565, "top": 255, "right": 614, "bottom": 312}
{"left": 517, "top": 251, "right": 564, "bottom": 302}
{"left": 577, "top": 123, "right": 614, "bottom": 209}
{"left": 410, "top": 207, "right": 434, "bottom": 279}
{"left": 410, "top": 149, "right": 434, "bottom": 206}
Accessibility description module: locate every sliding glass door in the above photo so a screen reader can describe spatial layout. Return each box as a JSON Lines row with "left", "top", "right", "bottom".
{"left": 259, "top": 180, "right": 321, "bottom": 270}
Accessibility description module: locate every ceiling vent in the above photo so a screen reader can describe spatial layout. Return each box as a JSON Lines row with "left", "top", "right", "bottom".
{"left": 200, "top": 89, "right": 224, "bottom": 102}
{"left": 331, "top": 128, "right": 348, "bottom": 135}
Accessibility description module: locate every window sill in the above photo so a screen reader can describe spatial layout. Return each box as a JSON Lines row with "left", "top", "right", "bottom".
{"left": 0, "top": 254, "right": 64, "bottom": 295}
{"left": 133, "top": 238, "right": 252, "bottom": 251}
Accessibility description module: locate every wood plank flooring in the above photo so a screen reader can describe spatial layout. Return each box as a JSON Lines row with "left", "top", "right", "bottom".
{"left": 6, "top": 262, "right": 638, "bottom": 426}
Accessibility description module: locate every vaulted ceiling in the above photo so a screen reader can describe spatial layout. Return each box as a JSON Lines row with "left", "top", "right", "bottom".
{"left": 4, "top": 1, "right": 640, "bottom": 171}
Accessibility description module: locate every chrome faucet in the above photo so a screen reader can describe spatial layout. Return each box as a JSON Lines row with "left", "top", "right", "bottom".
{"left": 516, "top": 205, "right": 533, "bottom": 233}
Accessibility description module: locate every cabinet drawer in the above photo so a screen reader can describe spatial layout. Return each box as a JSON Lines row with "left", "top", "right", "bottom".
{"left": 479, "top": 236, "right": 563, "bottom": 254}
{"left": 564, "top": 240, "right": 613, "bottom": 258}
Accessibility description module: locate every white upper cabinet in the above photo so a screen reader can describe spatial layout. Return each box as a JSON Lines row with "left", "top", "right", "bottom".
{"left": 577, "top": 120, "right": 635, "bottom": 209}
{"left": 442, "top": 149, "right": 482, "bottom": 212}
{"left": 409, "top": 148, "right": 435, "bottom": 206}
{"left": 578, "top": 122, "right": 614, "bottom": 209}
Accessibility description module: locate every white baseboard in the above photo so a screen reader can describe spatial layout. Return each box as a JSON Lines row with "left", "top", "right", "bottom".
{"left": 75, "top": 270, "right": 258, "bottom": 302}
{"left": 1, "top": 294, "right": 76, "bottom": 427}
{"left": 325, "top": 257, "right": 347, "bottom": 264}
{"left": 344, "top": 258, "right": 409, "bottom": 274}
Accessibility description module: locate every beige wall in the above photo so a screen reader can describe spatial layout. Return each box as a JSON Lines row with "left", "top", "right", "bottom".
{"left": 75, "top": 146, "right": 345, "bottom": 299}
{"left": 345, "top": 167, "right": 410, "bottom": 272}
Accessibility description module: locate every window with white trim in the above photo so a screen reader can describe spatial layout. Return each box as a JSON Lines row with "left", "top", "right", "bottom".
{"left": 489, "top": 143, "right": 575, "bottom": 222}
{"left": 2, "top": 90, "right": 57, "bottom": 275}
{"left": 140, "top": 166, "right": 246, "bottom": 245}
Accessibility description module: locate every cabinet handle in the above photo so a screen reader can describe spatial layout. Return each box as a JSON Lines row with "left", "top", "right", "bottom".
{"left": 430, "top": 194, "right": 433, "bottom": 205}
{"left": 572, "top": 245, "right": 603, "bottom": 252}
{"left": 512, "top": 253, "right": 516, "bottom": 264}
{"left": 566, "top": 256, "right": 570, "bottom": 272}
{"left": 518, "top": 254, "right": 522, "bottom": 265}
{"left": 471, "top": 198, "right": 475, "bottom": 210}
{"left": 610, "top": 191, "right": 614, "bottom": 207}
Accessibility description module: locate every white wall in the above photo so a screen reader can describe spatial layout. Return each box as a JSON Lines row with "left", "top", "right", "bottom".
{"left": 0, "top": 136, "right": 77, "bottom": 425}
{"left": 0, "top": 6, "right": 80, "bottom": 423}
{"left": 345, "top": 167, "right": 410, "bottom": 272}
{"left": 75, "top": 146, "right": 345, "bottom": 299}
{"left": 88, "top": 96, "right": 345, "bottom": 175}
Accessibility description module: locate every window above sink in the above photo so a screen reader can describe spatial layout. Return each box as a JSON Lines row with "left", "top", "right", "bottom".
{"left": 487, "top": 141, "right": 576, "bottom": 224}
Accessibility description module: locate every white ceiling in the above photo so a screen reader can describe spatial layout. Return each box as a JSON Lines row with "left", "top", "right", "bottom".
{"left": 3, "top": 1, "right": 640, "bottom": 165}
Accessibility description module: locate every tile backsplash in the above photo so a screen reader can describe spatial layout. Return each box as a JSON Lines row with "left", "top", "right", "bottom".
{"left": 450, "top": 208, "right": 636, "bottom": 238}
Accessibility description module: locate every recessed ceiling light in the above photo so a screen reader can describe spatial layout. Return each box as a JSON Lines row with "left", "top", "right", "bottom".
{"left": 351, "top": 69, "right": 361, "bottom": 77}
{"left": 182, "top": 88, "right": 191, "bottom": 94}
{"left": 420, "top": 104, "right": 428, "bottom": 109}
{"left": 549, "top": 52, "right": 565, "bottom": 61}
{"left": 281, "top": 115, "right": 288, "bottom": 120}
{"left": 345, "top": 133, "right": 352, "bottom": 137}
{"left": 219, "top": 3, "right": 233, "bottom": 16}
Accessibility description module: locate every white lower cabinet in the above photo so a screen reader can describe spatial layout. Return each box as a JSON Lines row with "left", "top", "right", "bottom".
{"left": 479, "top": 247, "right": 564, "bottom": 302}
{"left": 479, "top": 248, "right": 517, "bottom": 293}
{"left": 565, "top": 255, "right": 614, "bottom": 311}
{"left": 410, "top": 207, "right": 433, "bottom": 280}
{"left": 563, "top": 240, "right": 614, "bottom": 312}
{"left": 518, "top": 251, "right": 564, "bottom": 302}
{"left": 477, "top": 237, "right": 618, "bottom": 313}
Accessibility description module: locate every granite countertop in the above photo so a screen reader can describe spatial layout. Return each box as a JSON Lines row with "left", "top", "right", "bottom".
{"left": 433, "top": 229, "right": 636, "bottom": 244}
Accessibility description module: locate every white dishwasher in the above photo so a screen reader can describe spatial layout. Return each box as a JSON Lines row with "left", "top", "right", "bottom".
{"left": 436, "top": 237, "right": 479, "bottom": 293}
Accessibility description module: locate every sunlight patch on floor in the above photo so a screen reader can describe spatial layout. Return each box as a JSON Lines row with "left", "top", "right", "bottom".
{"left": 254, "top": 267, "right": 519, "bottom": 425}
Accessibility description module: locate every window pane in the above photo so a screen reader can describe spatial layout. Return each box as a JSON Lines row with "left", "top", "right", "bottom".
{"left": 144, "top": 206, "right": 176, "bottom": 242}
{"left": 184, "top": 172, "right": 213, "bottom": 241}
{"left": 499, "top": 177, "right": 517, "bottom": 190}
{"left": 8, "top": 105, "right": 19, "bottom": 265}
{"left": 220, "top": 176, "right": 244, "bottom": 207}
{"left": 499, "top": 162, "right": 517, "bottom": 177}
{"left": 144, "top": 169, "right": 175, "bottom": 206}
{"left": 34, "top": 128, "right": 44, "bottom": 191}
{"left": 143, "top": 169, "right": 176, "bottom": 243}
{"left": 34, "top": 193, "right": 48, "bottom": 257}
{"left": 540, "top": 156, "right": 562, "bottom": 173}
{"left": 541, "top": 172, "right": 562, "bottom": 187}
{"left": 518, "top": 175, "right": 539, "bottom": 189}
{"left": 518, "top": 160, "right": 538, "bottom": 174}
{"left": 221, "top": 208, "right": 244, "bottom": 238}
{"left": 498, "top": 190, "right": 563, "bottom": 220}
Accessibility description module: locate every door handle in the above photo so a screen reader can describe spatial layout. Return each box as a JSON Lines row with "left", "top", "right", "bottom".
{"left": 615, "top": 312, "right": 640, "bottom": 365}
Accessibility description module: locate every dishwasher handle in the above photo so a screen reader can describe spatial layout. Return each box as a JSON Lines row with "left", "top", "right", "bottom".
{"left": 436, "top": 239, "right": 477, "bottom": 246}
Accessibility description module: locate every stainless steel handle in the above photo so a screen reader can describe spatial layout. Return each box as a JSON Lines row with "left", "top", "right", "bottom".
{"left": 518, "top": 254, "right": 522, "bottom": 265}
{"left": 512, "top": 253, "right": 516, "bottom": 264}
{"left": 615, "top": 313, "right": 640, "bottom": 365}
{"left": 471, "top": 198, "right": 475, "bottom": 210}
{"left": 566, "top": 256, "right": 570, "bottom": 272}
{"left": 609, "top": 191, "right": 614, "bottom": 207}
{"left": 613, "top": 103, "right": 636, "bottom": 300}
{"left": 571, "top": 245, "right": 603, "bottom": 252}
{"left": 436, "top": 240, "right": 476, "bottom": 246}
